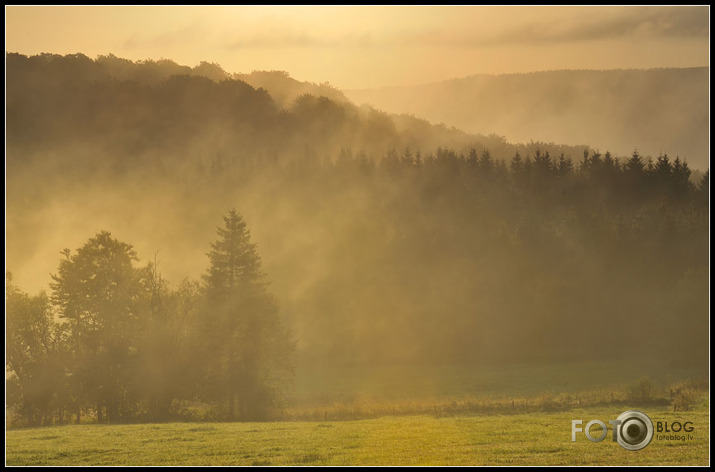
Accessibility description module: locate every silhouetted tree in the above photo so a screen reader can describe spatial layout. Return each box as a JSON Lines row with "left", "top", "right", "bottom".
{"left": 652, "top": 153, "right": 673, "bottom": 191}
{"left": 557, "top": 153, "right": 574, "bottom": 177}
{"left": 510, "top": 151, "right": 524, "bottom": 176}
{"left": 50, "top": 232, "right": 151, "bottom": 423}
{"left": 671, "top": 157, "right": 692, "bottom": 198}
{"left": 133, "top": 264, "right": 202, "bottom": 421}
{"left": 201, "top": 210, "right": 294, "bottom": 420}
{"left": 6, "top": 273, "right": 66, "bottom": 426}
{"left": 479, "top": 149, "right": 494, "bottom": 175}
{"left": 696, "top": 169, "right": 709, "bottom": 208}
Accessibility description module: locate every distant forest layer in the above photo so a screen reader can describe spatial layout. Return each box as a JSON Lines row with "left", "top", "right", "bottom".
{"left": 6, "top": 52, "right": 709, "bottom": 368}
{"left": 347, "top": 68, "right": 710, "bottom": 171}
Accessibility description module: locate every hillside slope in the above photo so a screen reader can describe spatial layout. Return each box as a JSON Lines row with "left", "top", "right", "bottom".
{"left": 346, "top": 68, "right": 709, "bottom": 169}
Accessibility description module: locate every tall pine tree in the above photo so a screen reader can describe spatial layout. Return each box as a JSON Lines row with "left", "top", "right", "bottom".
{"left": 202, "top": 210, "right": 293, "bottom": 420}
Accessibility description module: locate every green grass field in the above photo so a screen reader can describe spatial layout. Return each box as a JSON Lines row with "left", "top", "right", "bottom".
{"left": 6, "top": 404, "right": 709, "bottom": 466}
{"left": 6, "top": 360, "right": 710, "bottom": 465}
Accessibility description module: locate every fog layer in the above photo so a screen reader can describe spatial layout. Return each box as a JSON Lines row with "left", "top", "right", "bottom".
{"left": 346, "top": 68, "right": 710, "bottom": 170}
{"left": 7, "top": 53, "right": 709, "bottom": 373}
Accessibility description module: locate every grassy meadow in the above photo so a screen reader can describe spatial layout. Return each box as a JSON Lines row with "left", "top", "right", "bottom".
{"left": 6, "top": 360, "right": 709, "bottom": 466}
{"left": 6, "top": 405, "right": 709, "bottom": 466}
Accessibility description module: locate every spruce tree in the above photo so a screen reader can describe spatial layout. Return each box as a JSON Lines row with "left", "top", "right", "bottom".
{"left": 202, "top": 210, "right": 293, "bottom": 420}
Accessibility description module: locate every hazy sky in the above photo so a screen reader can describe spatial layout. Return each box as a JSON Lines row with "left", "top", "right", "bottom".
{"left": 5, "top": 5, "right": 710, "bottom": 89}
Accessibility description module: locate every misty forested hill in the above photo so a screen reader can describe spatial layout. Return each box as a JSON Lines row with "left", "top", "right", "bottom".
{"left": 233, "top": 70, "right": 351, "bottom": 108}
{"left": 346, "top": 68, "right": 709, "bottom": 170}
{"left": 6, "top": 52, "right": 533, "bottom": 175}
{"left": 6, "top": 52, "right": 709, "bottom": 376}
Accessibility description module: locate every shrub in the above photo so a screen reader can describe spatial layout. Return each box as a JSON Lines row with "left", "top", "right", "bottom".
{"left": 626, "top": 376, "right": 656, "bottom": 403}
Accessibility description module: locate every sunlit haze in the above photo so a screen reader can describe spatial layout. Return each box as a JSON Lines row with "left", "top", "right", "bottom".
{"left": 4, "top": 7, "right": 710, "bottom": 464}
{"left": 5, "top": 5, "right": 709, "bottom": 88}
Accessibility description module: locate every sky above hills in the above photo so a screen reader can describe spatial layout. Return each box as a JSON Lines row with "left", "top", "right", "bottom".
{"left": 5, "top": 5, "right": 709, "bottom": 89}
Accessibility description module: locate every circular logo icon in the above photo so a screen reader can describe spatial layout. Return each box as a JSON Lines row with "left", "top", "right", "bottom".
{"left": 615, "top": 410, "right": 654, "bottom": 451}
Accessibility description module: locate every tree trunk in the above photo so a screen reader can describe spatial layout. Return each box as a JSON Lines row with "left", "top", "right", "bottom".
{"left": 227, "top": 351, "right": 236, "bottom": 421}
{"left": 97, "top": 401, "right": 103, "bottom": 423}
{"left": 239, "top": 394, "right": 248, "bottom": 421}
{"left": 160, "top": 396, "right": 172, "bottom": 421}
{"left": 228, "top": 391, "right": 235, "bottom": 421}
{"left": 107, "top": 399, "right": 117, "bottom": 423}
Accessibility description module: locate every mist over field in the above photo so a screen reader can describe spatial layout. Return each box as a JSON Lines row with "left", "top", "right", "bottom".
{"left": 5, "top": 50, "right": 709, "bottom": 429}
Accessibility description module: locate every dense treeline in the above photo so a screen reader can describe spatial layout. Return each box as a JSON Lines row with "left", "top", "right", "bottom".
{"left": 6, "top": 53, "right": 709, "bottom": 427}
{"left": 274, "top": 146, "right": 708, "bottom": 366}
{"left": 7, "top": 212, "right": 293, "bottom": 426}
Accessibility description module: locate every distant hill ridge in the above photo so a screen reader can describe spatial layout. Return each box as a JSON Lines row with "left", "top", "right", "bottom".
{"left": 4, "top": 52, "right": 349, "bottom": 108}
{"left": 346, "top": 67, "right": 709, "bottom": 169}
{"left": 6, "top": 51, "right": 592, "bottom": 172}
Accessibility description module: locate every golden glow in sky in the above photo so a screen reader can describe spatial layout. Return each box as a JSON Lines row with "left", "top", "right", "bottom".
{"left": 5, "top": 5, "right": 710, "bottom": 89}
